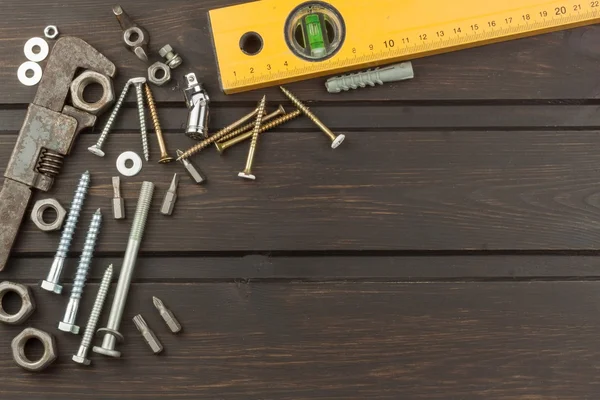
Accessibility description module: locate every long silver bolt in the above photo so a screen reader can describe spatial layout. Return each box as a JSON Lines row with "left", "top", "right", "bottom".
{"left": 325, "top": 62, "right": 414, "bottom": 93}
{"left": 133, "top": 79, "right": 149, "bottom": 162}
{"left": 58, "top": 209, "right": 102, "bottom": 334}
{"left": 93, "top": 181, "right": 154, "bottom": 358}
{"left": 42, "top": 171, "right": 91, "bottom": 294}
{"left": 72, "top": 264, "right": 113, "bottom": 366}
{"left": 88, "top": 80, "right": 133, "bottom": 157}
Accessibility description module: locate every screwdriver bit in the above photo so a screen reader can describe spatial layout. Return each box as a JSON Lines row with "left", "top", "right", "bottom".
{"left": 111, "top": 177, "right": 125, "bottom": 220}
{"left": 161, "top": 174, "right": 179, "bottom": 216}
{"left": 176, "top": 149, "right": 207, "bottom": 185}
{"left": 153, "top": 296, "right": 182, "bottom": 333}
{"left": 132, "top": 314, "right": 163, "bottom": 354}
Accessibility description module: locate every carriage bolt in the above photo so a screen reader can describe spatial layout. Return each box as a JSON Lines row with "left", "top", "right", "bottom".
{"left": 58, "top": 209, "right": 102, "bottom": 334}
{"left": 73, "top": 264, "right": 113, "bottom": 365}
{"left": 42, "top": 171, "right": 90, "bottom": 294}
{"left": 93, "top": 181, "right": 154, "bottom": 358}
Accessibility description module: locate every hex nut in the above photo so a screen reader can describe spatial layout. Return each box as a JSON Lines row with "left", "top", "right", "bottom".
{"left": 148, "top": 62, "right": 171, "bottom": 86}
{"left": 12, "top": 328, "right": 57, "bottom": 372}
{"left": 31, "top": 198, "right": 66, "bottom": 232}
{"left": 70, "top": 71, "right": 115, "bottom": 115}
{"left": 0, "top": 282, "right": 35, "bottom": 325}
{"left": 44, "top": 25, "right": 59, "bottom": 40}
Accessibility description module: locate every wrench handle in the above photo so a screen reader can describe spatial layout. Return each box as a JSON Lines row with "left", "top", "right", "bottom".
{"left": 0, "top": 179, "right": 32, "bottom": 271}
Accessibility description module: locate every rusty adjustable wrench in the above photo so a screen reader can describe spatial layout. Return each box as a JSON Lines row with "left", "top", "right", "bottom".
{"left": 0, "top": 37, "right": 116, "bottom": 271}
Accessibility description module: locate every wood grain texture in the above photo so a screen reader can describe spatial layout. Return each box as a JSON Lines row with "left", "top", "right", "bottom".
{"left": 1, "top": 282, "right": 600, "bottom": 399}
{"left": 2, "top": 130, "right": 600, "bottom": 254}
{"left": 3, "top": 1, "right": 600, "bottom": 104}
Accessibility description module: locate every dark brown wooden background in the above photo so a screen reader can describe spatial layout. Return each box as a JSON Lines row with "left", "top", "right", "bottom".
{"left": 2, "top": 0, "right": 600, "bottom": 399}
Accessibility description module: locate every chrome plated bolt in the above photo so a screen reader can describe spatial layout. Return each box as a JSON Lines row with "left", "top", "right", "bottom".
{"left": 58, "top": 209, "right": 102, "bottom": 334}
{"left": 42, "top": 171, "right": 90, "bottom": 294}
{"left": 93, "top": 182, "right": 154, "bottom": 358}
{"left": 72, "top": 264, "right": 113, "bottom": 366}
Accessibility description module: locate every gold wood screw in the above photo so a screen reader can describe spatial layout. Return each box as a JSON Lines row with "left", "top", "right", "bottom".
{"left": 238, "top": 96, "right": 267, "bottom": 180}
{"left": 216, "top": 109, "right": 302, "bottom": 154}
{"left": 215, "top": 105, "right": 285, "bottom": 144}
{"left": 280, "top": 86, "right": 345, "bottom": 149}
{"left": 144, "top": 84, "right": 173, "bottom": 163}
{"left": 176, "top": 108, "right": 260, "bottom": 161}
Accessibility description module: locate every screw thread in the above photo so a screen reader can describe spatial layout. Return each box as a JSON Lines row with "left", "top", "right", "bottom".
{"left": 326, "top": 62, "right": 414, "bottom": 93}
{"left": 219, "top": 110, "right": 302, "bottom": 148}
{"left": 178, "top": 108, "right": 260, "bottom": 160}
{"left": 56, "top": 171, "right": 90, "bottom": 258}
{"left": 95, "top": 81, "right": 131, "bottom": 148}
{"left": 280, "top": 86, "right": 337, "bottom": 142}
{"left": 130, "top": 182, "right": 154, "bottom": 241}
{"left": 135, "top": 84, "right": 149, "bottom": 161}
{"left": 144, "top": 83, "right": 161, "bottom": 135}
{"left": 248, "top": 99, "right": 267, "bottom": 154}
{"left": 71, "top": 210, "right": 102, "bottom": 300}
{"left": 81, "top": 265, "right": 113, "bottom": 348}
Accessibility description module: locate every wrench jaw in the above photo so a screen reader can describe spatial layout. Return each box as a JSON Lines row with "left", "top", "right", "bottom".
{"left": 0, "top": 37, "right": 116, "bottom": 272}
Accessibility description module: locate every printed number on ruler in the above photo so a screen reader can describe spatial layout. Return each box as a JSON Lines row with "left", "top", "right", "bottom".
{"left": 209, "top": 0, "right": 600, "bottom": 93}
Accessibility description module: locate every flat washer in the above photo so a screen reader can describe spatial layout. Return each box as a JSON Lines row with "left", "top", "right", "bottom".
{"left": 116, "top": 151, "right": 143, "bottom": 177}
{"left": 24, "top": 37, "right": 49, "bottom": 62}
{"left": 17, "top": 62, "right": 42, "bottom": 86}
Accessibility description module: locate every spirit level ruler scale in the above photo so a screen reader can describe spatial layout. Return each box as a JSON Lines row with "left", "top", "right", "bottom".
{"left": 209, "top": 0, "right": 600, "bottom": 93}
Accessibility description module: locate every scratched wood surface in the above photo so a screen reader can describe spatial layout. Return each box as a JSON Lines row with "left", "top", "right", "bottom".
{"left": 2, "top": 0, "right": 600, "bottom": 399}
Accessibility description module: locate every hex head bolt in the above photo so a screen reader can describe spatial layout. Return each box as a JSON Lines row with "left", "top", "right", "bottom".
{"left": 41, "top": 171, "right": 90, "bottom": 294}
{"left": 72, "top": 264, "right": 113, "bottom": 365}
{"left": 144, "top": 83, "right": 173, "bottom": 163}
{"left": 93, "top": 181, "right": 154, "bottom": 358}
{"left": 239, "top": 96, "right": 267, "bottom": 180}
{"left": 215, "top": 109, "right": 302, "bottom": 154}
{"left": 88, "top": 80, "right": 132, "bottom": 157}
{"left": 58, "top": 209, "right": 102, "bottom": 334}
{"left": 280, "top": 86, "right": 345, "bottom": 149}
{"left": 325, "top": 61, "right": 414, "bottom": 93}
{"left": 159, "top": 44, "right": 182, "bottom": 69}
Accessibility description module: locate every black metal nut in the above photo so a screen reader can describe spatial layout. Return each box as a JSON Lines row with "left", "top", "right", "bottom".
{"left": 12, "top": 328, "right": 57, "bottom": 371}
{"left": 0, "top": 282, "right": 35, "bottom": 325}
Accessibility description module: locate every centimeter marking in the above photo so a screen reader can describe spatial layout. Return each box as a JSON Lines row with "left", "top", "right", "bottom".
{"left": 219, "top": 0, "right": 600, "bottom": 93}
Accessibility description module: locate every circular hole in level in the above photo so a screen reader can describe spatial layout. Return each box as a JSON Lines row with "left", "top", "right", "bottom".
{"left": 82, "top": 82, "right": 103, "bottom": 103}
{"left": 125, "top": 159, "right": 134, "bottom": 169}
{"left": 1, "top": 290, "right": 22, "bottom": 315}
{"left": 239, "top": 32, "right": 263, "bottom": 56}
{"left": 24, "top": 338, "right": 44, "bottom": 363}
{"left": 41, "top": 207, "right": 57, "bottom": 224}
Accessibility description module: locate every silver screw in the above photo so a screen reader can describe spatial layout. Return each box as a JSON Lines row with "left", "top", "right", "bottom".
{"left": 159, "top": 44, "right": 182, "bottom": 69}
{"left": 58, "top": 209, "right": 102, "bottom": 334}
{"left": 153, "top": 296, "right": 182, "bottom": 333}
{"left": 41, "top": 171, "right": 91, "bottom": 294}
{"left": 325, "top": 62, "right": 414, "bottom": 93}
{"left": 93, "top": 181, "right": 154, "bottom": 358}
{"left": 134, "top": 80, "right": 149, "bottom": 162}
{"left": 72, "top": 264, "right": 113, "bottom": 366}
{"left": 132, "top": 314, "right": 163, "bottom": 354}
{"left": 88, "top": 80, "right": 132, "bottom": 157}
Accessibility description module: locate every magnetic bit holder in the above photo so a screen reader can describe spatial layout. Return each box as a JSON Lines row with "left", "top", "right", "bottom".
{"left": 0, "top": 37, "right": 116, "bottom": 271}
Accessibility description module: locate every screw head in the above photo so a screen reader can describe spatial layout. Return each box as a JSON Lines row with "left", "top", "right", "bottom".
{"left": 58, "top": 321, "right": 80, "bottom": 334}
{"left": 159, "top": 44, "right": 174, "bottom": 57}
{"left": 92, "top": 346, "right": 121, "bottom": 358}
{"left": 238, "top": 172, "right": 256, "bottom": 180}
{"left": 41, "top": 280, "right": 62, "bottom": 294}
{"left": 72, "top": 355, "right": 91, "bottom": 366}
{"left": 88, "top": 145, "right": 105, "bottom": 157}
{"left": 159, "top": 155, "right": 174, "bottom": 164}
{"left": 331, "top": 134, "right": 346, "bottom": 149}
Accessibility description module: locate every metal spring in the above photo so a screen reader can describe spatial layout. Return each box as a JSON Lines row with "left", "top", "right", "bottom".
{"left": 37, "top": 149, "right": 64, "bottom": 177}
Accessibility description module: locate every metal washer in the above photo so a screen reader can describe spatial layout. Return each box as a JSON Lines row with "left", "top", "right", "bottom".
{"left": 116, "top": 151, "right": 143, "bottom": 177}
{"left": 24, "top": 37, "right": 49, "bottom": 62}
{"left": 17, "top": 62, "right": 42, "bottom": 86}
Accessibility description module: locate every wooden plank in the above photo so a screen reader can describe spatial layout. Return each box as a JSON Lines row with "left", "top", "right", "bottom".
{"left": 2, "top": 1, "right": 600, "bottom": 103}
{"left": 3, "top": 130, "right": 600, "bottom": 253}
{"left": 6, "top": 255, "right": 600, "bottom": 281}
{"left": 1, "top": 281, "right": 600, "bottom": 399}
{"left": 3, "top": 104, "right": 600, "bottom": 133}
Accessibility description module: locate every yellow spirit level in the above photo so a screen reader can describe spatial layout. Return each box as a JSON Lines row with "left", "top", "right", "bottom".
{"left": 209, "top": 0, "right": 600, "bottom": 94}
